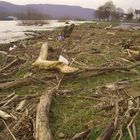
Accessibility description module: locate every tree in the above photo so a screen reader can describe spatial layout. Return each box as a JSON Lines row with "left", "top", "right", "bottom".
{"left": 95, "top": 1, "right": 124, "bottom": 21}
{"left": 95, "top": 6, "right": 106, "bottom": 20}
{"left": 103, "top": 1, "right": 116, "bottom": 21}
{"left": 126, "top": 8, "right": 134, "bottom": 20}
{"left": 17, "top": 8, "right": 50, "bottom": 25}
{"left": 112, "top": 8, "right": 124, "bottom": 20}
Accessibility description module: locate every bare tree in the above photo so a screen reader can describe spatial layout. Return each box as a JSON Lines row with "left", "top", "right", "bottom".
{"left": 95, "top": 6, "right": 106, "bottom": 20}
{"left": 17, "top": 8, "right": 50, "bottom": 25}
{"left": 103, "top": 1, "right": 116, "bottom": 21}
{"left": 112, "top": 8, "right": 124, "bottom": 20}
{"left": 95, "top": 1, "right": 123, "bottom": 21}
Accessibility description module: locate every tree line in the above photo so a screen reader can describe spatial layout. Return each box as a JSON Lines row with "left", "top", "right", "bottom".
{"left": 95, "top": 1, "right": 135, "bottom": 21}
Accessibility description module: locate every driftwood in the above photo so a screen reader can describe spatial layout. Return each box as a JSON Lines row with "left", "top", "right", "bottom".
{"left": 96, "top": 123, "right": 115, "bottom": 140}
{"left": 0, "top": 77, "right": 32, "bottom": 90}
{"left": 16, "top": 99, "right": 27, "bottom": 112}
{"left": 71, "top": 127, "right": 92, "bottom": 140}
{"left": 66, "top": 48, "right": 101, "bottom": 54}
{"left": 66, "top": 62, "right": 140, "bottom": 80}
{"left": 2, "top": 120, "right": 17, "bottom": 140}
{"left": 2, "top": 95, "right": 18, "bottom": 108}
{"left": 0, "top": 59, "right": 18, "bottom": 73}
{"left": 127, "top": 110, "right": 139, "bottom": 140}
{"left": 0, "top": 110, "right": 12, "bottom": 120}
{"left": 32, "top": 42, "right": 79, "bottom": 74}
{"left": 36, "top": 89, "right": 56, "bottom": 140}
{"left": 0, "top": 92, "right": 15, "bottom": 106}
{"left": 82, "top": 62, "right": 140, "bottom": 72}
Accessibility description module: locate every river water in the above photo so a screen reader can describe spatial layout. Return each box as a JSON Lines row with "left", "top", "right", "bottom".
{"left": 0, "top": 20, "right": 86, "bottom": 44}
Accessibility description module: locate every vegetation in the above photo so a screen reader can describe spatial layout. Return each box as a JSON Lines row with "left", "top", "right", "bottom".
{"left": 95, "top": 1, "right": 124, "bottom": 21}
{"left": 17, "top": 8, "right": 50, "bottom": 26}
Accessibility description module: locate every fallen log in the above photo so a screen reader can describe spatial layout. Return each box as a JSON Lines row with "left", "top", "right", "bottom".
{"left": 36, "top": 89, "right": 56, "bottom": 140}
{"left": 0, "top": 77, "right": 32, "bottom": 90}
{"left": 32, "top": 42, "right": 79, "bottom": 74}
{"left": 82, "top": 61, "right": 140, "bottom": 72}
{"left": 66, "top": 62, "right": 140, "bottom": 80}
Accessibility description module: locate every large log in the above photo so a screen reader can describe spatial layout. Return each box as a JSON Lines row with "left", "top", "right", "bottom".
{"left": 0, "top": 77, "right": 32, "bottom": 90}
{"left": 36, "top": 89, "right": 56, "bottom": 140}
{"left": 32, "top": 42, "right": 79, "bottom": 74}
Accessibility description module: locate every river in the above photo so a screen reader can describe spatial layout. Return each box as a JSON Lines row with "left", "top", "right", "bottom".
{"left": 0, "top": 20, "right": 86, "bottom": 44}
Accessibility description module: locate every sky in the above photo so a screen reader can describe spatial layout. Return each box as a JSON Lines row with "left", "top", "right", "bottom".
{"left": 2, "top": 0, "right": 140, "bottom": 11}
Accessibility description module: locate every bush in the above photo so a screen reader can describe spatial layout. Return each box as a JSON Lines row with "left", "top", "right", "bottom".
{"left": 17, "top": 8, "right": 50, "bottom": 26}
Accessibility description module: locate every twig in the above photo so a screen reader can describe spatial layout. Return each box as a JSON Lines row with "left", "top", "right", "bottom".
{"left": 56, "top": 74, "right": 64, "bottom": 90}
{"left": 71, "top": 127, "right": 92, "bottom": 140}
{"left": 118, "top": 125, "right": 123, "bottom": 140}
{"left": 132, "top": 123, "right": 137, "bottom": 140}
{"left": 127, "top": 110, "right": 140, "bottom": 140}
{"left": 78, "top": 95, "right": 102, "bottom": 101}
{"left": 0, "top": 59, "right": 18, "bottom": 73}
{"left": 2, "top": 95, "right": 18, "bottom": 108}
{"left": 0, "top": 92, "right": 15, "bottom": 105}
{"left": 114, "top": 99, "right": 119, "bottom": 129}
{"left": 2, "top": 120, "right": 17, "bottom": 140}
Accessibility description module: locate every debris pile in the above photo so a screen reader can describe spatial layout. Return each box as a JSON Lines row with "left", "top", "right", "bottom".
{"left": 0, "top": 22, "right": 140, "bottom": 139}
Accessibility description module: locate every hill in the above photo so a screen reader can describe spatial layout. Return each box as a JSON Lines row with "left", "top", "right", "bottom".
{"left": 0, "top": 1, "right": 95, "bottom": 20}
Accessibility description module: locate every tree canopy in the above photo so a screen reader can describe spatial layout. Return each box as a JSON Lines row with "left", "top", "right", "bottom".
{"left": 95, "top": 1, "right": 124, "bottom": 21}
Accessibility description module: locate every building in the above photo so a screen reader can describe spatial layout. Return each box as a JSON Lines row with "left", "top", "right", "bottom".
{"left": 3, "top": 16, "right": 17, "bottom": 21}
{"left": 134, "top": 10, "right": 140, "bottom": 20}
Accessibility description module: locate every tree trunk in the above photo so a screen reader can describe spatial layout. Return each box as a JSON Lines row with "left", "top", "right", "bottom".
{"left": 36, "top": 89, "right": 56, "bottom": 140}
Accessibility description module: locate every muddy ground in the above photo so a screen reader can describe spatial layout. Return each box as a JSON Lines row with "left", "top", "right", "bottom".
{"left": 0, "top": 22, "right": 140, "bottom": 140}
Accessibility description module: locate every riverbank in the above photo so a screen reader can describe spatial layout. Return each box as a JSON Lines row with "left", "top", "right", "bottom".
{"left": 0, "top": 22, "right": 140, "bottom": 140}
{"left": 0, "top": 20, "right": 87, "bottom": 44}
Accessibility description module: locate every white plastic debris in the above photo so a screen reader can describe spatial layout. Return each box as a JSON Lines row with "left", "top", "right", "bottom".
{"left": 9, "top": 45, "right": 17, "bottom": 51}
{"left": 59, "top": 55, "right": 69, "bottom": 65}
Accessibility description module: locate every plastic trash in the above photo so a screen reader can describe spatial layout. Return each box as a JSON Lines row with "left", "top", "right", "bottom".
{"left": 59, "top": 55, "right": 69, "bottom": 65}
{"left": 9, "top": 45, "right": 17, "bottom": 51}
{"left": 57, "top": 35, "right": 64, "bottom": 41}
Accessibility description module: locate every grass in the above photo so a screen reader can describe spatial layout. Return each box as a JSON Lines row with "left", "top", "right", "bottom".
{"left": 11, "top": 69, "right": 27, "bottom": 79}
{"left": 49, "top": 22, "right": 140, "bottom": 139}
{"left": 82, "top": 21, "right": 120, "bottom": 29}
{"left": 1, "top": 21, "right": 140, "bottom": 140}
{"left": 51, "top": 96, "right": 101, "bottom": 139}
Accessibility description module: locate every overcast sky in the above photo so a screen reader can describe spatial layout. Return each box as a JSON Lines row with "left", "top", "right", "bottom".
{"left": 2, "top": 0, "right": 140, "bottom": 11}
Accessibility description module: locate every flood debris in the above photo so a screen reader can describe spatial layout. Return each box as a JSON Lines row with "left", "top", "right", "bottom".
{"left": 57, "top": 23, "right": 75, "bottom": 41}
{"left": 121, "top": 38, "right": 140, "bottom": 61}
{"left": 32, "top": 42, "right": 79, "bottom": 73}
{"left": 0, "top": 22, "right": 140, "bottom": 140}
{"left": 36, "top": 89, "right": 56, "bottom": 140}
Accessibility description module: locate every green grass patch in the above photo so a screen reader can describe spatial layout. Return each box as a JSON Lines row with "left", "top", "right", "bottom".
{"left": 51, "top": 96, "right": 104, "bottom": 140}
{"left": 11, "top": 69, "right": 27, "bottom": 79}
{"left": 82, "top": 21, "right": 120, "bottom": 29}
